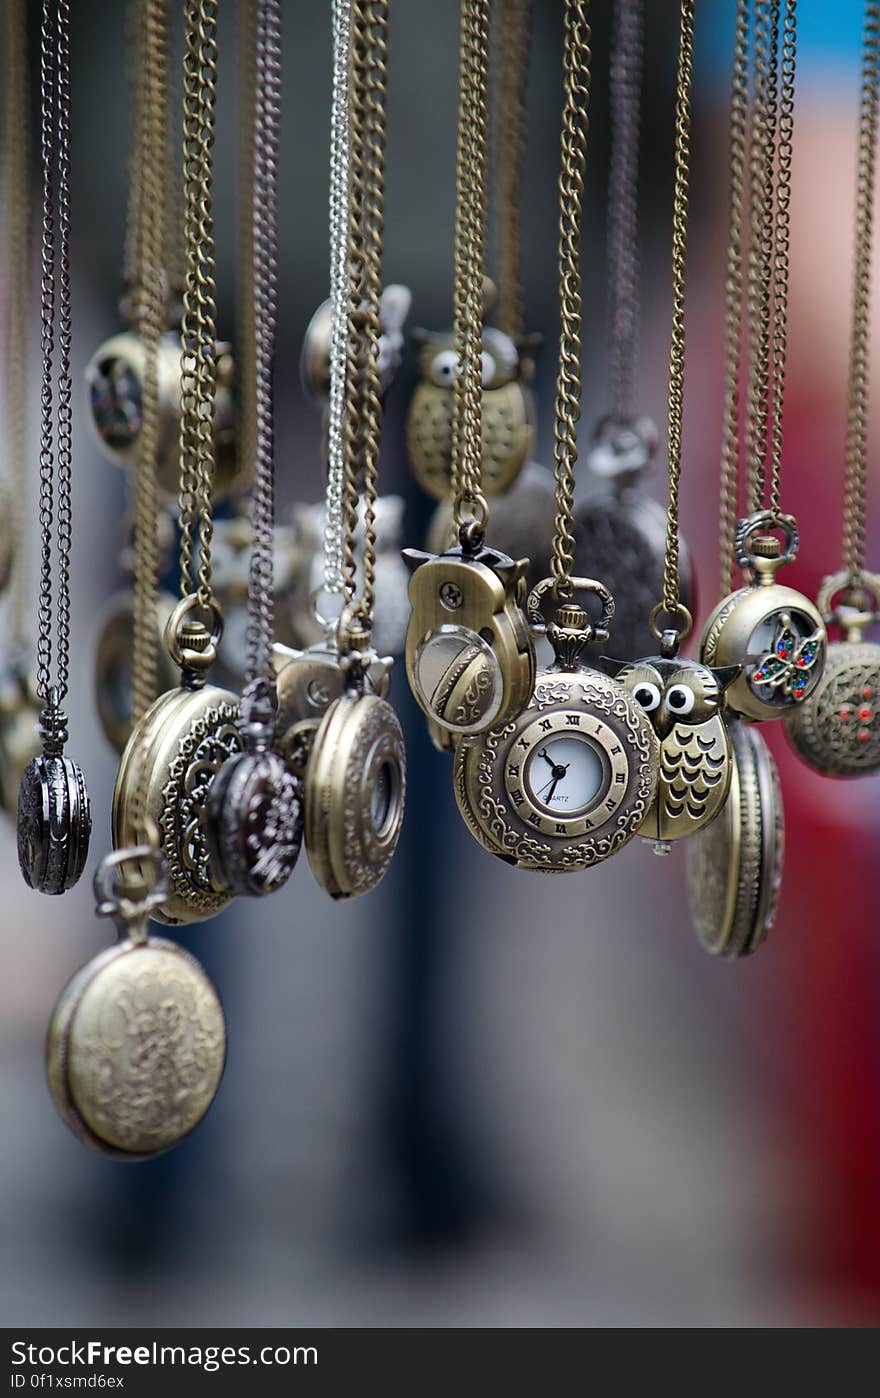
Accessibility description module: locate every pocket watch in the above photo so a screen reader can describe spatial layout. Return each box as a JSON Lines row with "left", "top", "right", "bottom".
{"left": 700, "top": 511, "right": 827, "bottom": 721}
{"left": 427, "top": 461, "right": 557, "bottom": 596}
{"left": 112, "top": 599, "right": 241, "bottom": 926}
{"left": 454, "top": 578, "right": 660, "bottom": 871}
{"left": 46, "top": 844, "right": 226, "bottom": 1159}
{"left": 686, "top": 718, "right": 784, "bottom": 958}
{"left": 18, "top": 694, "right": 92, "bottom": 895}
{"left": 604, "top": 646, "right": 739, "bottom": 848}
{"left": 403, "top": 537, "right": 534, "bottom": 737}
{"left": 300, "top": 283, "right": 412, "bottom": 407}
{"left": 406, "top": 323, "right": 538, "bottom": 500}
{"left": 574, "top": 416, "right": 696, "bottom": 663}
{"left": 303, "top": 613, "right": 406, "bottom": 900}
{"left": 85, "top": 330, "right": 241, "bottom": 500}
{"left": 273, "top": 634, "right": 391, "bottom": 767}
{"left": 94, "top": 589, "right": 178, "bottom": 754}
{"left": 785, "top": 570, "right": 880, "bottom": 777}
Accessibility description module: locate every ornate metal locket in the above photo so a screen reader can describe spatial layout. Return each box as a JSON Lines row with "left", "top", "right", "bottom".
{"left": 454, "top": 578, "right": 659, "bottom": 872}
{"left": 18, "top": 695, "right": 91, "bottom": 895}
{"left": 785, "top": 570, "right": 880, "bottom": 777}
{"left": 403, "top": 538, "right": 535, "bottom": 738}
{"left": 46, "top": 845, "right": 226, "bottom": 1159}
{"left": 112, "top": 601, "right": 241, "bottom": 926}
{"left": 574, "top": 417, "right": 696, "bottom": 663}
{"left": 700, "top": 511, "right": 827, "bottom": 721}
{"left": 686, "top": 718, "right": 784, "bottom": 958}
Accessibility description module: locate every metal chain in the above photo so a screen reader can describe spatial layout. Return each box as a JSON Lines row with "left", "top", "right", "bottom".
{"left": 718, "top": 0, "right": 749, "bottom": 596}
{"left": 177, "top": 0, "right": 219, "bottom": 610}
{"left": 550, "top": 0, "right": 591, "bottom": 598}
{"left": 323, "top": 0, "right": 352, "bottom": 604}
{"left": 451, "top": 0, "right": 491, "bottom": 543}
{"left": 3, "top": 0, "right": 30, "bottom": 651}
{"left": 494, "top": 0, "right": 531, "bottom": 340}
{"left": 36, "top": 0, "right": 74, "bottom": 707}
{"left": 606, "top": 0, "right": 643, "bottom": 422}
{"left": 658, "top": 0, "right": 695, "bottom": 627}
{"left": 339, "top": 0, "right": 387, "bottom": 625}
{"left": 766, "top": 0, "right": 795, "bottom": 516}
{"left": 130, "top": 0, "right": 169, "bottom": 723}
{"left": 842, "top": 1, "right": 879, "bottom": 588}
{"left": 237, "top": 0, "right": 258, "bottom": 498}
{"left": 245, "top": 0, "right": 281, "bottom": 685}
{"left": 745, "top": 0, "right": 780, "bottom": 514}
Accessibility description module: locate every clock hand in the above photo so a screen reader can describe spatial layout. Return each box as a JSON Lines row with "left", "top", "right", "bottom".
{"left": 539, "top": 749, "right": 556, "bottom": 771}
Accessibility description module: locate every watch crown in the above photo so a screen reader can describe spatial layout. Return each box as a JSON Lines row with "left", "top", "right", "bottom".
{"left": 751, "top": 535, "right": 782, "bottom": 560}
{"left": 555, "top": 602, "right": 587, "bottom": 630}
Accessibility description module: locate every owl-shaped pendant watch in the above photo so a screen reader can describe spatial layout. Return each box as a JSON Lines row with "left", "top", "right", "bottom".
{"left": 700, "top": 511, "right": 826, "bottom": 721}
{"left": 685, "top": 719, "right": 784, "bottom": 958}
{"left": 454, "top": 579, "right": 659, "bottom": 872}
{"left": 604, "top": 651, "right": 739, "bottom": 848}
{"left": 406, "top": 323, "right": 539, "bottom": 500}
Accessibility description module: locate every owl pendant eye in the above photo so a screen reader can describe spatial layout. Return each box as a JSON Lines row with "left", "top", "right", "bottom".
{"left": 633, "top": 682, "right": 661, "bottom": 711}
{"left": 665, "top": 684, "right": 695, "bottom": 715}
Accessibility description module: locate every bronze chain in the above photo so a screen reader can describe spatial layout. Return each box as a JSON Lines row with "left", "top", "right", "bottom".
{"left": 656, "top": 0, "right": 695, "bottom": 636}
{"left": 842, "top": 1, "right": 880, "bottom": 591}
{"left": 451, "top": 0, "right": 491, "bottom": 545}
{"left": 549, "top": 0, "right": 591, "bottom": 598}
{"left": 177, "top": 0, "right": 219, "bottom": 611}
{"left": 744, "top": 0, "right": 775, "bottom": 514}
{"left": 494, "top": 0, "right": 531, "bottom": 340}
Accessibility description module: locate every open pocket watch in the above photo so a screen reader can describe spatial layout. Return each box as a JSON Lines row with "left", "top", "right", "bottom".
{"left": 454, "top": 578, "right": 659, "bottom": 871}
{"left": 112, "top": 599, "right": 241, "bottom": 926}
{"left": 47, "top": 843, "right": 226, "bottom": 1159}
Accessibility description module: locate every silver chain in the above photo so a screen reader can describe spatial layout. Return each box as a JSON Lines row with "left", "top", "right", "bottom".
{"left": 245, "top": 0, "right": 281, "bottom": 688}
{"left": 323, "top": 0, "right": 352, "bottom": 606}
{"left": 606, "top": 0, "right": 643, "bottom": 421}
{"left": 37, "top": 0, "right": 73, "bottom": 707}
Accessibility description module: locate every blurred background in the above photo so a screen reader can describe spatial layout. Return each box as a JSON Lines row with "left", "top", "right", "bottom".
{"left": 0, "top": 0, "right": 878, "bottom": 1327}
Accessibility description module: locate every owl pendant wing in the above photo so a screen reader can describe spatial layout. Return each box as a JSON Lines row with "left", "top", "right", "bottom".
{"left": 644, "top": 717, "right": 732, "bottom": 842}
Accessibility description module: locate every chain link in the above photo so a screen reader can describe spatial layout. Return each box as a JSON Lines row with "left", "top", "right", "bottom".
{"left": 237, "top": 0, "right": 258, "bottom": 499}
{"left": 3, "top": 0, "right": 30, "bottom": 651}
{"left": 494, "top": 0, "right": 531, "bottom": 340}
{"left": 244, "top": 0, "right": 281, "bottom": 685}
{"left": 606, "top": 0, "right": 643, "bottom": 422}
{"left": 842, "top": 1, "right": 879, "bottom": 588}
{"left": 323, "top": 0, "right": 352, "bottom": 603}
{"left": 451, "top": 0, "right": 491, "bottom": 541}
{"left": 766, "top": 0, "right": 795, "bottom": 517}
{"left": 550, "top": 0, "right": 591, "bottom": 598}
{"left": 177, "top": 0, "right": 219, "bottom": 610}
{"left": 718, "top": 0, "right": 749, "bottom": 596}
{"left": 745, "top": 0, "right": 774, "bottom": 513}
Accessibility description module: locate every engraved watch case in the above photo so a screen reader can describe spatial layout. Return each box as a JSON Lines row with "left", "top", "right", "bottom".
{"left": 17, "top": 701, "right": 91, "bottom": 895}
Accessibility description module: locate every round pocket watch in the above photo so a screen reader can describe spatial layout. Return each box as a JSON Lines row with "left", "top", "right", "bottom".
{"left": 300, "top": 283, "right": 411, "bottom": 407}
{"left": 700, "top": 510, "right": 827, "bottom": 721}
{"left": 403, "top": 537, "right": 535, "bottom": 737}
{"left": 303, "top": 614, "right": 406, "bottom": 900}
{"left": 785, "top": 570, "right": 880, "bottom": 777}
{"left": 112, "top": 600, "right": 241, "bottom": 926}
{"left": 574, "top": 415, "right": 696, "bottom": 663}
{"left": 46, "top": 844, "right": 226, "bottom": 1160}
{"left": 84, "top": 331, "right": 241, "bottom": 499}
{"left": 94, "top": 589, "right": 178, "bottom": 754}
{"left": 406, "top": 323, "right": 538, "bottom": 500}
{"left": 454, "top": 578, "right": 660, "bottom": 872}
{"left": 17, "top": 694, "right": 92, "bottom": 895}
{"left": 604, "top": 645, "right": 739, "bottom": 849}
{"left": 686, "top": 719, "right": 784, "bottom": 958}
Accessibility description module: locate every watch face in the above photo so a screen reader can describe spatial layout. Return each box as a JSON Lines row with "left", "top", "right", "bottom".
{"left": 89, "top": 356, "right": 143, "bottom": 450}
{"left": 506, "top": 709, "right": 631, "bottom": 838}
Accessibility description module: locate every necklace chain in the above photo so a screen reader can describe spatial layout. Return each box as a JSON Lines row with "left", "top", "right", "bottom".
{"left": 719, "top": 0, "right": 749, "bottom": 596}
{"left": 36, "top": 0, "right": 73, "bottom": 708}
{"left": 842, "top": 0, "right": 880, "bottom": 589}
{"left": 3, "top": 0, "right": 30, "bottom": 652}
{"left": 494, "top": 0, "right": 531, "bottom": 341}
{"left": 606, "top": 0, "right": 643, "bottom": 422}
{"left": 324, "top": 0, "right": 352, "bottom": 604}
{"left": 549, "top": 0, "right": 591, "bottom": 598}
{"left": 177, "top": 0, "right": 219, "bottom": 610}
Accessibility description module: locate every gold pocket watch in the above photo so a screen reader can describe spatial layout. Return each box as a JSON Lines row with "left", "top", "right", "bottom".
{"left": 403, "top": 538, "right": 534, "bottom": 737}
{"left": 303, "top": 612, "right": 406, "bottom": 900}
{"left": 785, "top": 571, "right": 880, "bottom": 776}
{"left": 686, "top": 719, "right": 784, "bottom": 958}
{"left": 47, "top": 844, "right": 226, "bottom": 1159}
{"left": 454, "top": 579, "right": 659, "bottom": 871}
{"left": 700, "top": 511, "right": 827, "bottom": 721}
{"left": 112, "top": 600, "right": 241, "bottom": 926}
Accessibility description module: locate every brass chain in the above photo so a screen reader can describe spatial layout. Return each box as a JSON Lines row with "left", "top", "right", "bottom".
{"left": 766, "top": 0, "right": 795, "bottom": 517}
{"left": 451, "top": 0, "right": 491, "bottom": 545}
{"left": 550, "top": 0, "right": 591, "bottom": 598}
{"left": 177, "top": 0, "right": 219, "bottom": 611}
{"left": 658, "top": 0, "right": 695, "bottom": 631}
{"left": 131, "top": 0, "right": 169, "bottom": 724}
{"left": 494, "top": 0, "right": 531, "bottom": 340}
{"left": 718, "top": 0, "right": 749, "bottom": 595}
{"left": 3, "top": 0, "right": 30, "bottom": 651}
{"left": 745, "top": 0, "right": 775, "bottom": 514}
{"left": 606, "top": 0, "right": 643, "bottom": 422}
{"left": 341, "top": 0, "right": 388, "bottom": 630}
{"left": 842, "top": 0, "right": 880, "bottom": 590}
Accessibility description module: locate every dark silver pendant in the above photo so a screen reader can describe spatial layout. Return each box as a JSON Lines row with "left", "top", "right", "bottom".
{"left": 17, "top": 701, "right": 91, "bottom": 894}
